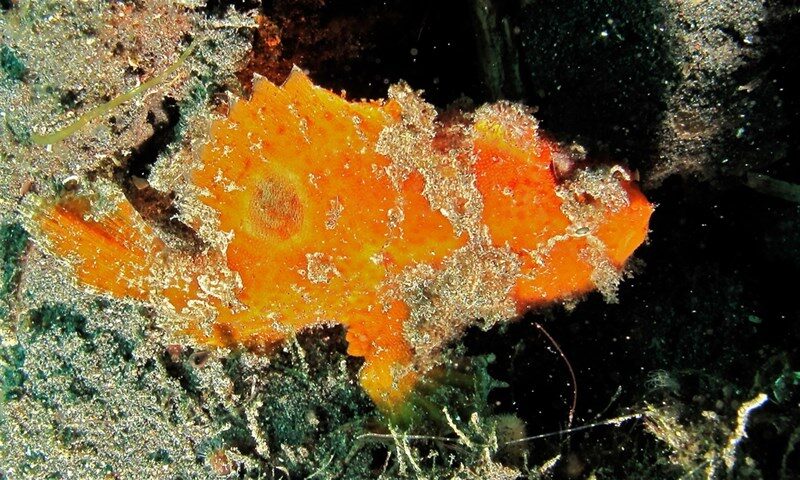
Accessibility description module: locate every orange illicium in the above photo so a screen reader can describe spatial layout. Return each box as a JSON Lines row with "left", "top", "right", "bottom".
{"left": 28, "top": 71, "right": 652, "bottom": 411}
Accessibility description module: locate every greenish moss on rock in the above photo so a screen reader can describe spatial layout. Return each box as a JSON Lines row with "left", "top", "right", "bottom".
{"left": 1, "top": 344, "right": 25, "bottom": 401}
{"left": 0, "top": 44, "right": 26, "bottom": 81}
{"left": 0, "top": 222, "right": 28, "bottom": 297}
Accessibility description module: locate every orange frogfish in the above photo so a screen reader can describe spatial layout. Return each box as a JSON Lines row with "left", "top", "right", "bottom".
{"left": 25, "top": 70, "right": 653, "bottom": 412}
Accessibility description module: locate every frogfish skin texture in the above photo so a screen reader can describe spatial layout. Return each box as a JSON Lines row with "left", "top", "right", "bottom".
{"left": 27, "top": 70, "right": 653, "bottom": 412}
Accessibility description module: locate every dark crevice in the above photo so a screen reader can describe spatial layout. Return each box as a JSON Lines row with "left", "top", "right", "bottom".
{"left": 59, "top": 89, "right": 84, "bottom": 111}
{"left": 161, "top": 345, "right": 203, "bottom": 396}
{"left": 203, "top": 0, "right": 261, "bottom": 17}
{"left": 717, "top": 24, "right": 749, "bottom": 46}
{"left": 126, "top": 96, "right": 180, "bottom": 179}
{"left": 113, "top": 96, "right": 206, "bottom": 252}
{"left": 29, "top": 304, "right": 91, "bottom": 340}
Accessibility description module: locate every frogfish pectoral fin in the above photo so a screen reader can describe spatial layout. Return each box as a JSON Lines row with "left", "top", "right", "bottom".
{"left": 345, "top": 302, "right": 418, "bottom": 412}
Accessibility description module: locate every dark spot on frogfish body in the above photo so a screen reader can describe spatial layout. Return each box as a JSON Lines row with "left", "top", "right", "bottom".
{"left": 250, "top": 177, "right": 303, "bottom": 239}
